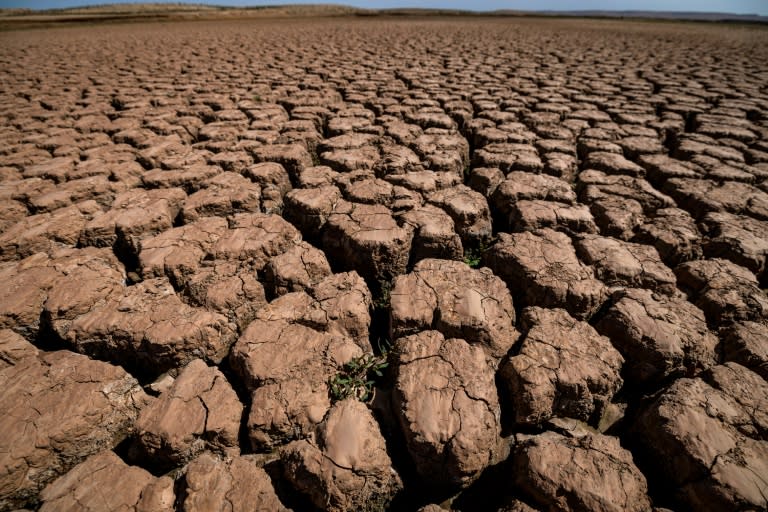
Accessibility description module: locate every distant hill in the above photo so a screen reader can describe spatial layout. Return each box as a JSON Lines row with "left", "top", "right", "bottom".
{"left": 1, "top": 3, "right": 765, "bottom": 28}
{"left": 493, "top": 9, "right": 767, "bottom": 22}
{"left": 0, "top": 3, "right": 364, "bottom": 16}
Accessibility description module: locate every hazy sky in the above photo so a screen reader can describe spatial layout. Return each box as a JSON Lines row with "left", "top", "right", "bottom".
{"left": 2, "top": 0, "right": 766, "bottom": 15}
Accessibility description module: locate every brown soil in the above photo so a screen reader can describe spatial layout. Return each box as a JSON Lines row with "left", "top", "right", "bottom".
{"left": 0, "top": 14, "right": 767, "bottom": 512}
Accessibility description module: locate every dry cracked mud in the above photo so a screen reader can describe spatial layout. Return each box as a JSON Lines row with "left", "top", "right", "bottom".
{"left": 0, "top": 12, "right": 767, "bottom": 512}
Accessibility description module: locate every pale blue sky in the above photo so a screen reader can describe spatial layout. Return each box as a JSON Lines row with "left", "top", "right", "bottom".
{"left": 1, "top": 0, "right": 765, "bottom": 15}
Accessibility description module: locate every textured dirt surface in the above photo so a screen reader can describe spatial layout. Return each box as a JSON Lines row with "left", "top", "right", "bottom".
{"left": 1, "top": 14, "right": 767, "bottom": 512}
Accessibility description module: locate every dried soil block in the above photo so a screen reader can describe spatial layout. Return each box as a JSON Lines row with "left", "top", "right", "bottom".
{"left": 699, "top": 211, "right": 768, "bottom": 282}
{"left": 209, "top": 212, "right": 301, "bottom": 268}
{"left": 283, "top": 185, "right": 343, "bottom": 239}
{"left": 335, "top": 173, "right": 395, "bottom": 206}
{"left": 582, "top": 151, "right": 645, "bottom": 177}
{"left": 244, "top": 161, "right": 292, "bottom": 196}
{"left": 467, "top": 166, "right": 505, "bottom": 197}
{"left": 0, "top": 201, "right": 101, "bottom": 262}
{"left": 322, "top": 202, "right": 413, "bottom": 285}
{"left": 491, "top": 170, "right": 577, "bottom": 231}
{"left": 230, "top": 274, "right": 371, "bottom": 451}
{"left": 42, "top": 247, "right": 127, "bottom": 340}
{"left": 575, "top": 234, "right": 677, "bottom": 295}
{"left": 618, "top": 135, "right": 663, "bottom": 159}
{"left": 595, "top": 288, "right": 719, "bottom": 387}
{"left": 390, "top": 258, "right": 519, "bottom": 361}
{"left": 28, "top": 174, "right": 119, "bottom": 213}
{"left": 307, "top": 271, "right": 373, "bottom": 345}
{"left": 662, "top": 178, "right": 768, "bottom": 221}
{"left": 397, "top": 203, "right": 463, "bottom": 263}
{"left": 633, "top": 207, "right": 703, "bottom": 266}
{"left": 263, "top": 240, "right": 333, "bottom": 298}
{"left": 0, "top": 329, "right": 38, "bottom": 370}
{"left": 485, "top": 229, "right": 607, "bottom": 320}
{"left": 411, "top": 132, "right": 469, "bottom": 175}
{"left": 510, "top": 199, "right": 598, "bottom": 234}
{"left": 633, "top": 363, "right": 768, "bottom": 511}
{"left": 577, "top": 170, "right": 675, "bottom": 239}
{"left": 249, "top": 143, "right": 313, "bottom": 183}
{"left": 513, "top": 431, "right": 652, "bottom": 512}
{"left": 638, "top": 153, "right": 703, "bottom": 186}
{"left": 375, "top": 143, "right": 424, "bottom": 177}
{"left": 182, "top": 260, "right": 267, "bottom": 332}
{"left": 721, "top": 321, "right": 768, "bottom": 380}
{"left": 676, "top": 258, "right": 768, "bottom": 325}
{"left": 129, "top": 359, "right": 243, "bottom": 469}
{"left": 182, "top": 452, "right": 289, "bottom": 512}
{"left": 281, "top": 399, "right": 402, "bottom": 511}
{"left": 138, "top": 216, "right": 229, "bottom": 286}
{"left": 473, "top": 143, "right": 543, "bottom": 174}
{"left": 427, "top": 184, "right": 492, "bottom": 245}
{"left": 0, "top": 247, "right": 123, "bottom": 341}
{"left": 392, "top": 331, "right": 501, "bottom": 489}
{"left": 142, "top": 163, "right": 219, "bottom": 192}
{"left": 180, "top": 172, "right": 262, "bottom": 222}
{"left": 63, "top": 278, "right": 237, "bottom": 378}
{"left": 80, "top": 187, "right": 186, "bottom": 255}
{"left": 0, "top": 349, "right": 150, "bottom": 510}
{"left": 0, "top": 198, "right": 27, "bottom": 235}
{"left": 321, "top": 145, "right": 380, "bottom": 173}
{"left": 39, "top": 451, "right": 174, "bottom": 512}
{"left": 500, "top": 307, "right": 623, "bottom": 427}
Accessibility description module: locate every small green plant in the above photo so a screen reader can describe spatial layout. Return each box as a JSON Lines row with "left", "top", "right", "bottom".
{"left": 253, "top": 94, "right": 262, "bottom": 103}
{"left": 373, "top": 279, "right": 392, "bottom": 310}
{"left": 463, "top": 237, "right": 496, "bottom": 268}
{"left": 463, "top": 247, "right": 483, "bottom": 268}
{"left": 328, "top": 353, "right": 389, "bottom": 403}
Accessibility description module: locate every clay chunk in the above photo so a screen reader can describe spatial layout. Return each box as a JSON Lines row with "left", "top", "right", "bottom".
{"left": 0, "top": 350, "right": 150, "bottom": 510}
{"left": 676, "top": 258, "right": 768, "bottom": 324}
{"left": 64, "top": 278, "right": 237, "bottom": 378}
{"left": 392, "top": 331, "right": 501, "bottom": 489}
{"left": 633, "top": 363, "right": 768, "bottom": 511}
{"left": 513, "top": 431, "right": 652, "bottom": 512}
{"left": 230, "top": 273, "right": 371, "bottom": 451}
{"left": 500, "top": 307, "right": 624, "bottom": 427}
{"left": 485, "top": 229, "right": 607, "bottom": 320}
{"left": 595, "top": 288, "right": 719, "bottom": 386}
{"left": 39, "top": 451, "right": 174, "bottom": 512}
{"left": 575, "top": 234, "right": 677, "bottom": 295}
{"left": 281, "top": 399, "right": 402, "bottom": 512}
{"left": 322, "top": 202, "right": 413, "bottom": 284}
{"left": 182, "top": 452, "right": 289, "bottom": 512}
{"left": 721, "top": 321, "right": 768, "bottom": 380}
{"left": 130, "top": 359, "right": 243, "bottom": 469}
{"left": 390, "top": 258, "right": 519, "bottom": 361}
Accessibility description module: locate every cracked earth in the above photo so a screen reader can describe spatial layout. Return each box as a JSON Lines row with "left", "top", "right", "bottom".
{"left": 0, "top": 14, "right": 767, "bottom": 512}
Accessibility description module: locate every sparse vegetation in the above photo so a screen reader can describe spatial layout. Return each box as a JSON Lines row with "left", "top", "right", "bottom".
{"left": 463, "top": 237, "right": 495, "bottom": 268}
{"left": 373, "top": 279, "right": 392, "bottom": 310}
{"left": 463, "top": 247, "right": 483, "bottom": 268}
{"left": 328, "top": 353, "right": 389, "bottom": 403}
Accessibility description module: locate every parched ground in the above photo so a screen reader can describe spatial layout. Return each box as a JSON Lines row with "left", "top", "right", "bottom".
{"left": 1, "top": 15, "right": 767, "bottom": 512}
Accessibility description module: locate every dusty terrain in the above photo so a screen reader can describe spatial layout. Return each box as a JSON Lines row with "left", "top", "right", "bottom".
{"left": 0, "top": 14, "right": 767, "bottom": 512}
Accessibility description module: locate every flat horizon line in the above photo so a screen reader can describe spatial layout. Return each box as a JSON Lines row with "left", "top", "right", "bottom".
{"left": 1, "top": 3, "right": 766, "bottom": 20}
